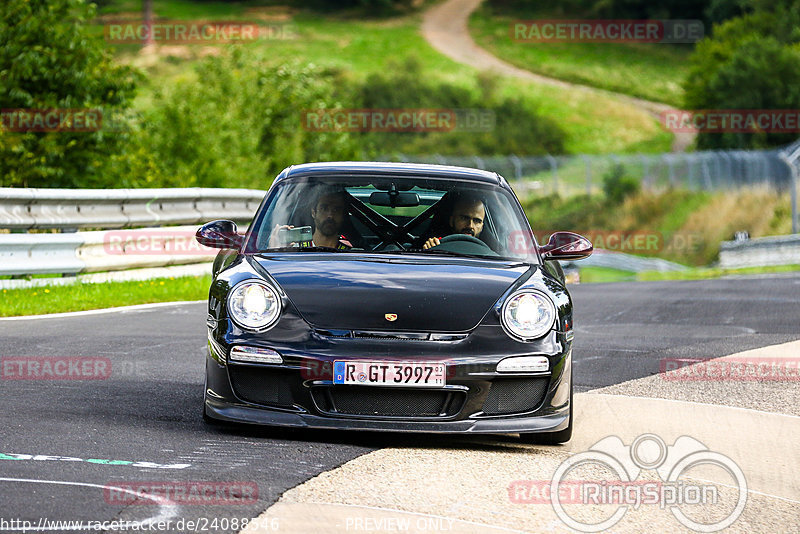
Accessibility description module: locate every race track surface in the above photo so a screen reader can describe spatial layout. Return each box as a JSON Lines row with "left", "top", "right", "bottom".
{"left": 1, "top": 274, "right": 798, "bottom": 531}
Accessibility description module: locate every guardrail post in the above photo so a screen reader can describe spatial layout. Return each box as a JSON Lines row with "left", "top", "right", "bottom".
{"left": 510, "top": 154, "right": 523, "bottom": 182}
{"left": 663, "top": 154, "right": 676, "bottom": 187}
{"left": 639, "top": 154, "right": 650, "bottom": 190}
{"left": 582, "top": 155, "right": 592, "bottom": 195}
{"left": 779, "top": 153, "right": 798, "bottom": 234}
{"left": 702, "top": 153, "right": 713, "bottom": 190}
{"left": 545, "top": 155, "right": 558, "bottom": 194}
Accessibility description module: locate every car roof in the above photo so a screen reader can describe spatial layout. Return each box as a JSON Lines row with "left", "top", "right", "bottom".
{"left": 277, "top": 161, "right": 502, "bottom": 186}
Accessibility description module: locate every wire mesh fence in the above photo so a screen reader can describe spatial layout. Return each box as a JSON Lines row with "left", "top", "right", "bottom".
{"left": 385, "top": 149, "right": 795, "bottom": 197}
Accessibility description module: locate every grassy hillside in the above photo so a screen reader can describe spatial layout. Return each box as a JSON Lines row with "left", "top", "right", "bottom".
{"left": 469, "top": 3, "right": 692, "bottom": 107}
{"left": 95, "top": 1, "right": 672, "bottom": 155}
{"left": 521, "top": 187, "right": 792, "bottom": 266}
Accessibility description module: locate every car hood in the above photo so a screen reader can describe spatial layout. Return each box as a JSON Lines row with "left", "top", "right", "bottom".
{"left": 252, "top": 254, "right": 531, "bottom": 332}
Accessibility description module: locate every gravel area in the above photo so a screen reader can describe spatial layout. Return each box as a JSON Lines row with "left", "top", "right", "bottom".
{"left": 243, "top": 340, "right": 800, "bottom": 533}
{"left": 593, "top": 341, "right": 800, "bottom": 417}
{"left": 253, "top": 446, "right": 797, "bottom": 533}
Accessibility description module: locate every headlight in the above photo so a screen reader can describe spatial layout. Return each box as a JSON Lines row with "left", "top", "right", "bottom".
{"left": 501, "top": 290, "right": 556, "bottom": 341}
{"left": 227, "top": 280, "right": 281, "bottom": 331}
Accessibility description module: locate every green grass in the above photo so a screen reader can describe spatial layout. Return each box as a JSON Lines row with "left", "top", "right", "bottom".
{"left": 469, "top": 5, "right": 692, "bottom": 108}
{"left": 578, "top": 264, "right": 800, "bottom": 284}
{"left": 95, "top": 1, "right": 673, "bottom": 155}
{"left": 637, "top": 264, "right": 800, "bottom": 281}
{"left": 578, "top": 266, "right": 637, "bottom": 283}
{"left": 520, "top": 187, "right": 793, "bottom": 267}
{"left": 97, "top": 0, "right": 296, "bottom": 18}
{"left": 0, "top": 275, "right": 210, "bottom": 317}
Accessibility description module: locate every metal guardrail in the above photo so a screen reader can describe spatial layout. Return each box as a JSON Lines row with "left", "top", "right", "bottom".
{"left": 0, "top": 225, "right": 218, "bottom": 277}
{"left": 0, "top": 187, "right": 264, "bottom": 230}
{"left": 719, "top": 234, "right": 800, "bottom": 269}
{"left": 0, "top": 187, "right": 265, "bottom": 278}
{"left": 565, "top": 249, "right": 687, "bottom": 273}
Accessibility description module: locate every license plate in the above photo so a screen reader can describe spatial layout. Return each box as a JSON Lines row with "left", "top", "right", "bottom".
{"left": 333, "top": 361, "right": 446, "bottom": 388}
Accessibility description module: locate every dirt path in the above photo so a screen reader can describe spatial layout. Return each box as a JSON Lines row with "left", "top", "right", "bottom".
{"left": 421, "top": 0, "right": 694, "bottom": 152}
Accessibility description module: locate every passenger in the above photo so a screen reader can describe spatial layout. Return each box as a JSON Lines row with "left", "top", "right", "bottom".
{"left": 269, "top": 187, "right": 352, "bottom": 249}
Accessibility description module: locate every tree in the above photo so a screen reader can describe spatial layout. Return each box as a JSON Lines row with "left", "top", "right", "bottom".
{"left": 0, "top": 0, "right": 138, "bottom": 187}
{"left": 682, "top": 2, "right": 800, "bottom": 149}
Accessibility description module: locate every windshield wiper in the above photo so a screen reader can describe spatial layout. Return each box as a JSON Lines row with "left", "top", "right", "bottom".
{"left": 263, "top": 246, "right": 344, "bottom": 253}
{"left": 420, "top": 249, "right": 498, "bottom": 259}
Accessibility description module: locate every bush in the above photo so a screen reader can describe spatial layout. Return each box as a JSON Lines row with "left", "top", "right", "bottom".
{"left": 0, "top": 0, "right": 138, "bottom": 187}
{"left": 117, "top": 53, "right": 364, "bottom": 189}
{"left": 602, "top": 163, "right": 640, "bottom": 204}
{"left": 683, "top": 3, "right": 800, "bottom": 149}
{"left": 350, "top": 57, "right": 566, "bottom": 156}
{"left": 110, "top": 54, "right": 567, "bottom": 189}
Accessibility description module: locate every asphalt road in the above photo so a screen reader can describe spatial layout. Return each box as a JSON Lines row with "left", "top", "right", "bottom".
{"left": 1, "top": 274, "right": 799, "bottom": 532}
{"left": 569, "top": 273, "right": 800, "bottom": 390}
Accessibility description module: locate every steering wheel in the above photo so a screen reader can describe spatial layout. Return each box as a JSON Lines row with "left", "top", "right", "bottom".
{"left": 428, "top": 234, "right": 497, "bottom": 256}
{"left": 438, "top": 234, "right": 488, "bottom": 247}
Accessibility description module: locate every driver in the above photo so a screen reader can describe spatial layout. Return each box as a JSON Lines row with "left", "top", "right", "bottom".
{"left": 422, "top": 192, "right": 485, "bottom": 250}
{"left": 269, "top": 187, "right": 352, "bottom": 250}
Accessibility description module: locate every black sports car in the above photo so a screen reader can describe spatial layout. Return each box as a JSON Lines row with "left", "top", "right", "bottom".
{"left": 197, "top": 162, "right": 592, "bottom": 443}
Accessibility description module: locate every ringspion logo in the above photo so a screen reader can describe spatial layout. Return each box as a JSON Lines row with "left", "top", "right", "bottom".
{"left": 534, "top": 434, "right": 747, "bottom": 532}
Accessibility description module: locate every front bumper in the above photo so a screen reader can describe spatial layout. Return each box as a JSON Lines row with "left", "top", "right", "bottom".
{"left": 204, "top": 397, "right": 569, "bottom": 434}
{"left": 204, "top": 327, "right": 572, "bottom": 434}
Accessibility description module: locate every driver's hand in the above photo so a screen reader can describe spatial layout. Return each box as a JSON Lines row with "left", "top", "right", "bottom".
{"left": 422, "top": 237, "right": 441, "bottom": 250}
{"left": 268, "top": 224, "right": 293, "bottom": 248}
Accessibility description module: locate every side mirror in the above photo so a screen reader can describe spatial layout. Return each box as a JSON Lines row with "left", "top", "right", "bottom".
{"left": 540, "top": 231, "right": 593, "bottom": 261}
{"left": 196, "top": 220, "right": 243, "bottom": 250}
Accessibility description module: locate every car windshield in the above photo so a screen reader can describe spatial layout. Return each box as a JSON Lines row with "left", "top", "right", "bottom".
{"left": 244, "top": 175, "right": 537, "bottom": 262}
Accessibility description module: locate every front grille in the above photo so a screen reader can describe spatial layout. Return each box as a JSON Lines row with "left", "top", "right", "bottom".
{"left": 312, "top": 386, "right": 463, "bottom": 418}
{"left": 482, "top": 378, "right": 549, "bottom": 415}
{"left": 229, "top": 366, "right": 296, "bottom": 408}
{"left": 314, "top": 329, "right": 467, "bottom": 342}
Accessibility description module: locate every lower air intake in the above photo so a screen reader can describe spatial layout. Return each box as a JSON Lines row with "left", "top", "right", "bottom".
{"left": 482, "top": 378, "right": 549, "bottom": 415}
{"left": 229, "top": 366, "right": 296, "bottom": 408}
{"left": 314, "top": 386, "right": 461, "bottom": 418}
